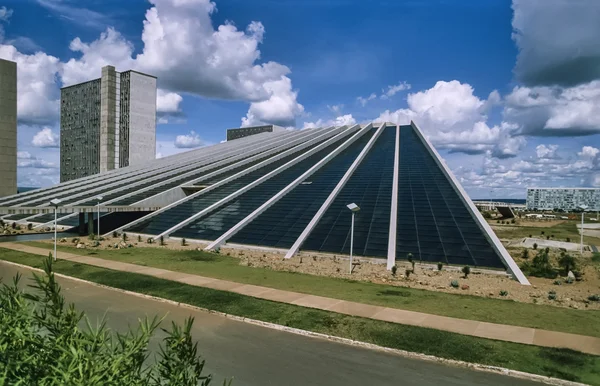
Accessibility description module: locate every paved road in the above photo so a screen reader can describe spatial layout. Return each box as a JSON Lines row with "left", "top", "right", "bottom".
{"left": 0, "top": 263, "right": 541, "bottom": 386}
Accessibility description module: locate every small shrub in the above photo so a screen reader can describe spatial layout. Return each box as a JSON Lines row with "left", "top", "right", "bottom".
{"left": 404, "top": 268, "right": 412, "bottom": 278}
{"left": 160, "top": 235, "right": 165, "bottom": 246}
{"left": 545, "top": 247, "right": 550, "bottom": 254}
{"left": 497, "top": 220, "right": 500, "bottom": 224}
{"left": 437, "top": 262, "right": 443, "bottom": 271}
{"left": 112, "top": 231, "right": 118, "bottom": 238}
{"left": 548, "top": 293, "right": 557, "bottom": 300}
{"left": 88, "top": 233, "right": 96, "bottom": 240}
{"left": 511, "top": 219, "right": 516, "bottom": 224}
{"left": 501, "top": 220, "right": 505, "bottom": 224}
{"left": 181, "top": 238, "right": 187, "bottom": 246}
{"left": 548, "top": 290, "right": 556, "bottom": 295}
{"left": 528, "top": 234, "right": 532, "bottom": 238}
{"left": 566, "top": 237, "right": 571, "bottom": 242}
{"left": 521, "top": 249, "right": 529, "bottom": 259}
{"left": 533, "top": 243, "right": 538, "bottom": 250}
{"left": 391, "top": 265, "right": 397, "bottom": 276}
{"left": 462, "top": 265, "right": 471, "bottom": 278}
{"left": 122, "top": 233, "right": 128, "bottom": 242}
{"left": 588, "top": 294, "right": 600, "bottom": 302}
{"left": 450, "top": 280, "right": 459, "bottom": 288}
{"left": 551, "top": 234, "right": 555, "bottom": 238}
{"left": 558, "top": 252, "right": 576, "bottom": 275}
{"left": 27, "top": 223, "right": 33, "bottom": 230}
{"left": 407, "top": 253, "right": 415, "bottom": 269}
{"left": 553, "top": 280, "right": 562, "bottom": 285}
{"left": 147, "top": 237, "right": 154, "bottom": 244}
{"left": 138, "top": 235, "right": 142, "bottom": 242}
{"left": 11, "top": 222, "right": 16, "bottom": 229}
{"left": 499, "top": 290, "right": 508, "bottom": 297}
{"left": 541, "top": 231, "right": 545, "bottom": 235}
{"left": 565, "top": 277, "right": 574, "bottom": 284}
{"left": 546, "top": 235, "right": 550, "bottom": 240}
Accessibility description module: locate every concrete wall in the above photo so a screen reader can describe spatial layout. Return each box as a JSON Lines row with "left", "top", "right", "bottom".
{"left": 127, "top": 71, "right": 156, "bottom": 166}
{"left": 0, "top": 59, "right": 17, "bottom": 196}
{"left": 99, "top": 65, "right": 119, "bottom": 173}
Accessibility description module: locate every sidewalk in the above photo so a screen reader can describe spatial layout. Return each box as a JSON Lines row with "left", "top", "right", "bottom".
{"left": 2, "top": 242, "right": 600, "bottom": 356}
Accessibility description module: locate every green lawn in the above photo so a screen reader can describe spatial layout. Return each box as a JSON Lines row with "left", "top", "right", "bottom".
{"left": 1, "top": 249, "right": 599, "bottom": 384}
{"left": 13, "top": 242, "right": 600, "bottom": 338}
{"left": 492, "top": 220, "right": 600, "bottom": 246}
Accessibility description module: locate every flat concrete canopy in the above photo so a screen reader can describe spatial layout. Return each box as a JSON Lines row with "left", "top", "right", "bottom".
{"left": 0, "top": 205, "right": 161, "bottom": 215}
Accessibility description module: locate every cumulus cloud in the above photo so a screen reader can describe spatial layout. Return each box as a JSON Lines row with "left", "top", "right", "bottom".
{"left": 241, "top": 76, "right": 304, "bottom": 127}
{"left": 17, "top": 151, "right": 57, "bottom": 169}
{"left": 381, "top": 81, "right": 411, "bottom": 99}
{"left": 303, "top": 114, "right": 356, "bottom": 129}
{"left": 512, "top": 0, "right": 600, "bottom": 87}
{"left": 31, "top": 127, "right": 59, "bottom": 148}
{"left": 376, "top": 80, "right": 525, "bottom": 157}
{"left": 535, "top": 144, "right": 560, "bottom": 160}
{"left": 174, "top": 131, "right": 205, "bottom": 149}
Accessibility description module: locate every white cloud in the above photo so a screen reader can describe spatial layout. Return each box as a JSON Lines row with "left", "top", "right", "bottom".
{"left": 327, "top": 104, "right": 344, "bottom": 114}
{"left": 156, "top": 89, "right": 183, "bottom": 114}
{"left": 376, "top": 80, "right": 524, "bottom": 158}
{"left": 535, "top": 144, "right": 560, "bottom": 159}
{"left": 380, "top": 81, "right": 411, "bottom": 99}
{"left": 357, "top": 93, "right": 376, "bottom": 107}
{"left": 303, "top": 114, "right": 356, "bottom": 129}
{"left": 241, "top": 76, "right": 304, "bottom": 127}
{"left": 174, "top": 131, "right": 205, "bottom": 149}
{"left": 31, "top": 127, "right": 59, "bottom": 148}
{"left": 36, "top": 0, "right": 111, "bottom": 29}
{"left": 578, "top": 146, "right": 600, "bottom": 160}
{"left": 0, "top": 6, "right": 13, "bottom": 22}
{"left": 17, "top": 151, "right": 56, "bottom": 169}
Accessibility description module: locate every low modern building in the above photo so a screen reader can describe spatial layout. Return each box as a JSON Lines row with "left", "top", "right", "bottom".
{"left": 526, "top": 188, "right": 600, "bottom": 211}
{"left": 60, "top": 65, "right": 157, "bottom": 182}
{"left": 227, "top": 124, "right": 284, "bottom": 141}
{"left": 0, "top": 122, "right": 529, "bottom": 284}
{"left": 0, "top": 58, "right": 17, "bottom": 197}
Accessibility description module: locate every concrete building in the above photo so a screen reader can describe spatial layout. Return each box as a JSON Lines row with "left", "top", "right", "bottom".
{"left": 227, "top": 124, "right": 284, "bottom": 141}
{"left": 0, "top": 122, "right": 529, "bottom": 284}
{"left": 526, "top": 188, "right": 600, "bottom": 211}
{"left": 60, "top": 65, "right": 157, "bottom": 182}
{"left": 0, "top": 59, "right": 17, "bottom": 197}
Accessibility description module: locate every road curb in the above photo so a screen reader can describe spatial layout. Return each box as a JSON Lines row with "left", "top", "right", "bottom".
{"left": 0, "top": 259, "right": 587, "bottom": 386}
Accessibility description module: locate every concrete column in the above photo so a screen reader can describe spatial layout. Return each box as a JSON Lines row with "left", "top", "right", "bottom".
{"left": 100, "top": 65, "right": 118, "bottom": 173}
{"left": 0, "top": 59, "right": 17, "bottom": 197}
{"left": 78, "top": 212, "right": 86, "bottom": 235}
{"left": 87, "top": 212, "right": 94, "bottom": 235}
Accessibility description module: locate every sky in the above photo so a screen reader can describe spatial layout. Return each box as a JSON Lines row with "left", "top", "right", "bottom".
{"left": 1, "top": 0, "right": 599, "bottom": 198}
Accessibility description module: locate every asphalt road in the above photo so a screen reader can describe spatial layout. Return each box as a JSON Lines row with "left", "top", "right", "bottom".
{"left": 0, "top": 262, "right": 542, "bottom": 386}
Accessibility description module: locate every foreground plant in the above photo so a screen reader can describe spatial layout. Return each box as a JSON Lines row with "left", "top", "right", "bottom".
{"left": 0, "top": 255, "right": 231, "bottom": 385}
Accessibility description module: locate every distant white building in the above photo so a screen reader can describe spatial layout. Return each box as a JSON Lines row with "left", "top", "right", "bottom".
{"left": 526, "top": 188, "right": 600, "bottom": 211}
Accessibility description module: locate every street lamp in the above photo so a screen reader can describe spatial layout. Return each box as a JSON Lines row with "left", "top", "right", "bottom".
{"left": 50, "top": 198, "right": 62, "bottom": 261}
{"left": 578, "top": 204, "right": 588, "bottom": 255}
{"left": 96, "top": 195, "right": 103, "bottom": 238}
{"left": 347, "top": 203, "right": 360, "bottom": 274}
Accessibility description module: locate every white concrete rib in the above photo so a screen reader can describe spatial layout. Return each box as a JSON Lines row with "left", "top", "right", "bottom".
{"left": 386, "top": 124, "right": 400, "bottom": 270}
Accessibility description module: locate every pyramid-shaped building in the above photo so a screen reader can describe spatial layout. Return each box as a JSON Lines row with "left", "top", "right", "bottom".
{"left": 0, "top": 122, "right": 529, "bottom": 284}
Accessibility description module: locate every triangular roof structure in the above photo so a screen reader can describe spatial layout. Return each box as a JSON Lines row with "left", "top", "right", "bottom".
{"left": 0, "top": 121, "right": 529, "bottom": 284}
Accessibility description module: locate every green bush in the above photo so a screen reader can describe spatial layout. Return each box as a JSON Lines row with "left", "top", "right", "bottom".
{"left": 181, "top": 238, "right": 187, "bottom": 246}
{"left": 499, "top": 290, "right": 508, "bottom": 297}
{"left": 437, "top": 262, "right": 443, "bottom": 271}
{"left": 147, "top": 237, "right": 154, "bottom": 244}
{"left": 521, "top": 249, "right": 529, "bottom": 259}
{"left": 548, "top": 291, "right": 557, "bottom": 300}
{"left": 553, "top": 280, "right": 562, "bottom": 285}
{"left": 160, "top": 235, "right": 165, "bottom": 246}
{"left": 0, "top": 255, "right": 225, "bottom": 385}
{"left": 391, "top": 265, "right": 397, "bottom": 276}
{"left": 520, "top": 249, "right": 558, "bottom": 279}
{"left": 533, "top": 243, "right": 538, "bottom": 250}
{"left": 138, "top": 235, "right": 142, "bottom": 242}
{"left": 122, "top": 232, "right": 128, "bottom": 242}
{"left": 112, "top": 231, "right": 118, "bottom": 238}
{"left": 497, "top": 220, "right": 500, "bottom": 224}
{"left": 565, "top": 277, "right": 574, "bottom": 284}
{"left": 558, "top": 252, "right": 576, "bottom": 276}
{"left": 528, "top": 234, "right": 532, "bottom": 238}
{"left": 588, "top": 294, "right": 600, "bottom": 302}
{"left": 462, "top": 266, "right": 471, "bottom": 278}
{"left": 27, "top": 223, "right": 33, "bottom": 231}
{"left": 511, "top": 219, "right": 516, "bottom": 224}
{"left": 11, "top": 222, "right": 16, "bottom": 229}
{"left": 404, "top": 268, "right": 412, "bottom": 278}
{"left": 450, "top": 280, "right": 459, "bottom": 288}
{"left": 407, "top": 253, "right": 415, "bottom": 269}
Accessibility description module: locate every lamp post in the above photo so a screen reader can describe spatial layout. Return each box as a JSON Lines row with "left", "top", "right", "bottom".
{"left": 347, "top": 203, "right": 360, "bottom": 274}
{"left": 578, "top": 205, "right": 588, "bottom": 255}
{"left": 96, "top": 196, "right": 103, "bottom": 238}
{"left": 50, "top": 198, "right": 62, "bottom": 261}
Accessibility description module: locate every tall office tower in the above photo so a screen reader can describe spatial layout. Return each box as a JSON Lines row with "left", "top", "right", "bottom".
{"left": 0, "top": 59, "right": 17, "bottom": 197}
{"left": 60, "top": 65, "right": 157, "bottom": 182}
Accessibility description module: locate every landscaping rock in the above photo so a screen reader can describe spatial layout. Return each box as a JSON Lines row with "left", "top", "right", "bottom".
{"left": 461, "top": 284, "right": 470, "bottom": 290}
{"left": 568, "top": 271, "right": 575, "bottom": 279}
{"left": 76, "top": 243, "right": 84, "bottom": 249}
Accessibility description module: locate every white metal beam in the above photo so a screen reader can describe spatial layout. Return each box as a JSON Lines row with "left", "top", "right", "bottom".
{"left": 283, "top": 123, "right": 384, "bottom": 259}
{"left": 409, "top": 121, "right": 530, "bottom": 285}
{"left": 386, "top": 124, "right": 400, "bottom": 270}
{"left": 206, "top": 123, "right": 379, "bottom": 251}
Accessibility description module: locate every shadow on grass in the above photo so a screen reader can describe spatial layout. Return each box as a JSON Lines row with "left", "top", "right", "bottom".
{"left": 378, "top": 289, "right": 412, "bottom": 297}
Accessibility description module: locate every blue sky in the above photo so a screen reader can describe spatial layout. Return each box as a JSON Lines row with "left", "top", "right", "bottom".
{"left": 1, "top": 0, "right": 599, "bottom": 198}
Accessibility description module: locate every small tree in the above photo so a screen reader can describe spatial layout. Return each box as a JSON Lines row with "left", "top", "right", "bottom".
{"left": 462, "top": 265, "right": 471, "bottom": 279}
{"left": 122, "top": 232, "right": 128, "bottom": 242}
{"left": 541, "top": 231, "right": 545, "bottom": 235}
{"left": 437, "top": 262, "right": 443, "bottom": 271}
{"left": 11, "top": 222, "right": 16, "bottom": 229}
{"left": 558, "top": 252, "right": 576, "bottom": 276}
{"left": 521, "top": 249, "right": 529, "bottom": 259}
{"left": 391, "top": 265, "right": 397, "bottom": 277}
{"left": 407, "top": 253, "right": 415, "bottom": 270}
{"left": 533, "top": 243, "right": 538, "bottom": 250}
{"left": 181, "top": 238, "right": 187, "bottom": 246}
{"left": 27, "top": 223, "right": 33, "bottom": 231}
{"left": 405, "top": 268, "right": 412, "bottom": 279}
{"left": 138, "top": 235, "right": 142, "bottom": 242}
{"left": 160, "top": 235, "right": 165, "bottom": 246}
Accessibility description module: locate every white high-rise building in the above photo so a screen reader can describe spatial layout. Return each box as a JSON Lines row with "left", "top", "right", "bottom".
{"left": 526, "top": 188, "right": 600, "bottom": 211}
{"left": 0, "top": 59, "right": 17, "bottom": 197}
{"left": 60, "top": 65, "right": 157, "bottom": 182}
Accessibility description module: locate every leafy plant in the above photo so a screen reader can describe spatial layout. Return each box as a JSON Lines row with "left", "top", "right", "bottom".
{"left": 138, "top": 235, "right": 142, "bottom": 242}
{"left": 450, "top": 280, "right": 459, "bottom": 288}
{"left": 112, "top": 230, "right": 118, "bottom": 238}
{"left": 404, "top": 268, "right": 413, "bottom": 278}
{"left": 11, "top": 222, "right": 16, "bottom": 229}
{"left": 462, "top": 265, "right": 471, "bottom": 279}
{"left": 558, "top": 252, "right": 576, "bottom": 276}
{"left": 565, "top": 277, "right": 574, "bottom": 284}
{"left": 496, "top": 220, "right": 500, "bottom": 224}
{"left": 521, "top": 249, "right": 558, "bottom": 278}
{"left": 407, "top": 253, "right": 415, "bottom": 270}
{"left": 533, "top": 243, "right": 538, "bottom": 250}
{"left": 499, "top": 290, "right": 508, "bottom": 297}
{"left": 521, "top": 249, "right": 529, "bottom": 259}
{"left": 588, "top": 294, "right": 600, "bottom": 302}
{"left": 541, "top": 231, "right": 545, "bottom": 235}
{"left": 0, "top": 255, "right": 226, "bottom": 385}
{"left": 511, "top": 219, "right": 516, "bottom": 224}
{"left": 553, "top": 280, "right": 562, "bottom": 285}
{"left": 27, "top": 223, "right": 33, "bottom": 230}
{"left": 566, "top": 237, "right": 571, "bottom": 242}
{"left": 160, "top": 235, "right": 165, "bottom": 246}
{"left": 546, "top": 235, "right": 550, "bottom": 240}
{"left": 437, "top": 262, "right": 443, "bottom": 271}
{"left": 147, "top": 237, "right": 154, "bottom": 244}
{"left": 122, "top": 232, "right": 128, "bottom": 242}
{"left": 528, "top": 234, "right": 532, "bottom": 238}
{"left": 391, "top": 265, "right": 397, "bottom": 276}
{"left": 181, "top": 238, "right": 187, "bottom": 247}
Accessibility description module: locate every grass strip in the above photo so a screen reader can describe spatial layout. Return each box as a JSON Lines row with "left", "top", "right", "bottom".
{"left": 1, "top": 249, "right": 599, "bottom": 384}
{"left": 22, "top": 241, "right": 600, "bottom": 338}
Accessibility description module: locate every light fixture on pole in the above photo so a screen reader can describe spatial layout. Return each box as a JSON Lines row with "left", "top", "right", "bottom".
{"left": 50, "top": 198, "right": 62, "bottom": 261}
{"left": 578, "top": 204, "right": 588, "bottom": 255}
{"left": 346, "top": 203, "right": 360, "bottom": 274}
{"left": 96, "top": 195, "right": 103, "bottom": 238}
